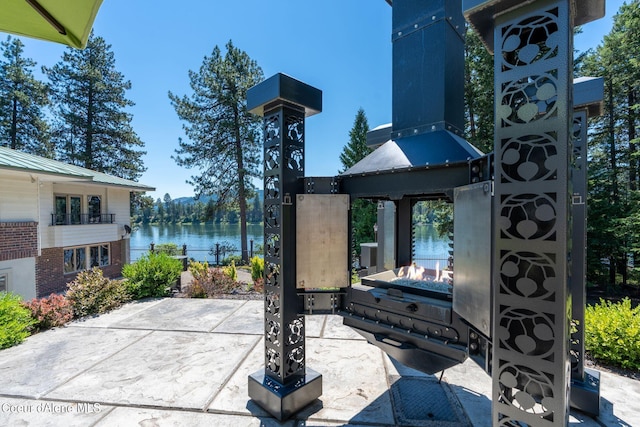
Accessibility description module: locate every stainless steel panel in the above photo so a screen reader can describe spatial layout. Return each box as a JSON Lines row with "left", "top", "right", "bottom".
{"left": 360, "top": 242, "right": 377, "bottom": 268}
{"left": 452, "top": 182, "right": 492, "bottom": 337}
{"left": 382, "top": 201, "right": 396, "bottom": 271}
{"left": 296, "top": 194, "right": 349, "bottom": 289}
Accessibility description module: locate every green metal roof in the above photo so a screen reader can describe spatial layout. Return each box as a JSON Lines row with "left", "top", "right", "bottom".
{"left": 0, "top": 146, "right": 155, "bottom": 192}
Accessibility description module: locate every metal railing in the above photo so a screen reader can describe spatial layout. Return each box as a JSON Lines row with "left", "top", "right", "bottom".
{"left": 131, "top": 241, "right": 258, "bottom": 265}
{"left": 51, "top": 213, "right": 116, "bottom": 226}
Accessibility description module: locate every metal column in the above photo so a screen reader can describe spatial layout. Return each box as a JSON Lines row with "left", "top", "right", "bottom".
{"left": 246, "top": 73, "right": 323, "bottom": 421}
{"left": 491, "top": 2, "right": 573, "bottom": 425}
{"left": 466, "top": 1, "right": 604, "bottom": 423}
{"left": 569, "top": 76, "right": 604, "bottom": 415}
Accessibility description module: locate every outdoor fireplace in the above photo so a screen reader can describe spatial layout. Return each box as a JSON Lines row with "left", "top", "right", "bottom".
{"left": 247, "top": 0, "right": 605, "bottom": 424}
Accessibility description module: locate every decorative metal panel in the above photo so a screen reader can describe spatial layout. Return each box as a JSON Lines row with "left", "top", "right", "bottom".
{"left": 491, "top": 1, "right": 572, "bottom": 425}
{"left": 262, "top": 106, "right": 307, "bottom": 383}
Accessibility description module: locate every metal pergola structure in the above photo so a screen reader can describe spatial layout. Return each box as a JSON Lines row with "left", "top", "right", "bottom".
{"left": 245, "top": 1, "right": 606, "bottom": 425}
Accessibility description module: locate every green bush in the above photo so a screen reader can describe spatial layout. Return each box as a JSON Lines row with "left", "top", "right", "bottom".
{"left": 123, "top": 252, "right": 182, "bottom": 299}
{"left": 186, "top": 282, "right": 207, "bottom": 298}
{"left": 221, "top": 254, "right": 243, "bottom": 266}
{"left": 223, "top": 260, "right": 238, "bottom": 281}
{"left": 66, "top": 268, "right": 131, "bottom": 317}
{"left": 154, "top": 243, "right": 181, "bottom": 256}
{"left": 23, "top": 293, "right": 73, "bottom": 331}
{"left": 585, "top": 298, "right": 640, "bottom": 370}
{"left": 189, "top": 260, "right": 209, "bottom": 279}
{"left": 250, "top": 256, "right": 264, "bottom": 282}
{"left": 0, "top": 292, "right": 35, "bottom": 349}
{"left": 187, "top": 263, "right": 238, "bottom": 297}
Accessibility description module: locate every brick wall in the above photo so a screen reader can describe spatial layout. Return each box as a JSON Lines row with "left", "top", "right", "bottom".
{"left": 0, "top": 222, "right": 38, "bottom": 261}
{"left": 35, "top": 240, "right": 125, "bottom": 297}
{"left": 102, "top": 240, "right": 124, "bottom": 279}
{"left": 35, "top": 247, "right": 66, "bottom": 296}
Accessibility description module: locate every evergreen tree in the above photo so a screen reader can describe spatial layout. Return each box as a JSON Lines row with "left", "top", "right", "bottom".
{"left": 339, "top": 108, "right": 376, "bottom": 256}
{"left": 155, "top": 198, "right": 165, "bottom": 223}
{"left": 339, "top": 108, "right": 372, "bottom": 173}
{"left": 137, "top": 194, "right": 154, "bottom": 224}
{"left": 580, "top": 1, "right": 640, "bottom": 287}
{"left": 43, "top": 33, "right": 146, "bottom": 180}
{"left": 169, "top": 40, "right": 264, "bottom": 263}
{"left": 249, "top": 193, "right": 262, "bottom": 223}
{"left": 0, "top": 36, "right": 52, "bottom": 156}
{"left": 464, "top": 28, "right": 494, "bottom": 153}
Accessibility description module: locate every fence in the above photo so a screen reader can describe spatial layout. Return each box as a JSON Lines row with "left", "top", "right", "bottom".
{"left": 131, "top": 240, "right": 258, "bottom": 266}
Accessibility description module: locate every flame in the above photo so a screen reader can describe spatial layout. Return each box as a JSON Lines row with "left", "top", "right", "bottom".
{"left": 398, "top": 263, "right": 450, "bottom": 284}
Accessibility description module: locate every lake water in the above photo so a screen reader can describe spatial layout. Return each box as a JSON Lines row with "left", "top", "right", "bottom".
{"left": 130, "top": 223, "right": 264, "bottom": 262}
{"left": 130, "top": 223, "right": 449, "bottom": 266}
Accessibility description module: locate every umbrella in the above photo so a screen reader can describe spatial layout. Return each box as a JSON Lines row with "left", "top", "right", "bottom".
{"left": 0, "top": 0, "right": 103, "bottom": 49}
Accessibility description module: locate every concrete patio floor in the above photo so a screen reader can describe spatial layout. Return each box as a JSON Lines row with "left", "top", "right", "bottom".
{"left": 0, "top": 298, "right": 638, "bottom": 426}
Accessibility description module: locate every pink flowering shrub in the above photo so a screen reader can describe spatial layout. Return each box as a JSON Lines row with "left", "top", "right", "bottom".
{"left": 24, "top": 293, "right": 73, "bottom": 331}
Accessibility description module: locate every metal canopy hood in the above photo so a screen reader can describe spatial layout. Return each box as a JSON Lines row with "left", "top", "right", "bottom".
{"left": 342, "top": 0, "right": 482, "bottom": 177}
{"left": 343, "top": 130, "right": 483, "bottom": 175}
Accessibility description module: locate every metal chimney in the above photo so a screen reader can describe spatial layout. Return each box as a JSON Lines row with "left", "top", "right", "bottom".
{"left": 343, "top": 0, "right": 482, "bottom": 176}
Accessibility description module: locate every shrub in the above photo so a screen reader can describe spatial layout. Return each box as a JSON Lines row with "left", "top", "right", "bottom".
{"left": 190, "top": 266, "right": 238, "bottom": 297}
{"left": 24, "top": 294, "right": 73, "bottom": 331}
{"left": 154, "top": 243, "right": 181, "bottom": 256}
{"left": 66, "top": 268, "right": 131, "bottom": 317}
{"left": 186, "top": 282, "right": 207, "bottom": 298}
{"left": 223, "top": 260, "right": 238, "bottom": 281}
{"left": 251, "top": 277, "right": 265, "bottom": 293}
{"left": 222, "top": 254, "right": 243, "bottom": 266}
{"left": 585, "top": 298, "right": 640, "bottom": 370}
{"left": 0, "top": 292, "right": 35, "bottom": 349}
{"left": 122, "top": 252, "right": 182, "bottom": 299}
{"left": 250, "top": 256, "right": 264, "bottom": 282}
{"left": 189, "top": 260, "right": 209, "bottom": 278}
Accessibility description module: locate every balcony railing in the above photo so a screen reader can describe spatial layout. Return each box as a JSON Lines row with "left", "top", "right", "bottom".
{"left": 51, "top": 213, "right": 116, "bottom": 226}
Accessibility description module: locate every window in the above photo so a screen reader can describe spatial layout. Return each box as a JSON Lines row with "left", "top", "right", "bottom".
{"left": 55, "top": 195, "right": 82, "bottom": 225}
{"left": 90, "top": 244, "right": 109, "bottom": 268}
{"left": 64, "top": 243, "right": 110, "bottom": 274}
{"left": 55, "top": 195, "right": 66, "bottom": 225}
{"left": 64, "top": 247, "right": 86, "bottom": 274}
{"left": 0, "top": 272, "right": 7, "bottom": 292}
{"left": 88, "top": 195, "right": 101, "bottom": 223}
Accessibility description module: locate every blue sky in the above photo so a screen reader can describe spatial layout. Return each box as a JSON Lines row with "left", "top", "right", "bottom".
{"left": 13, "top": 0, "right": 626, "bottom": 200}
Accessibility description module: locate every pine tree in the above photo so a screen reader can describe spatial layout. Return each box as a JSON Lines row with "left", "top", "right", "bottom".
{"left": 43, "top": 33, "right": 146, "bottom": 180}
{"left": 0, "top": 36, "right": 52, "bottom": 156}
{"left": 339, "top": 108, "right": 372, "bottom": 173}
{"left": 169, "top": 40, "right": 264, "bottom": 263}
{"left": 580, "top": 1, "right": 640, "bottom": 288}
{"left": 339, "top": 108, "right": 376, "bottom": 255}
{"left": 464, "top": 28, "right": 494, "bottom": 154}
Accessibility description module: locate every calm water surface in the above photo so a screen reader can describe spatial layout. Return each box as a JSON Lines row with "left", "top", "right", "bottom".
{"left": 130, "top": 223, "right": 449, "bottom": 264}
{"left": 130, "top": 223, "right": 264, "bottom": 262}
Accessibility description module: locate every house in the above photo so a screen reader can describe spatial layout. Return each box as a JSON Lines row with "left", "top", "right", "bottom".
{"left": 0, "top": 146, "right": 155, "bottom": 300}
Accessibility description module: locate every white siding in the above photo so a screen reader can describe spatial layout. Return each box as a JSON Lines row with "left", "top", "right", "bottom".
{"left": 0, "top": 171, "right": 38, "bottom": 221}
{"left": 107, "top": 187, "right": 132, "bottom": 232}
{"left": 41, "top": 183, "right": 129, "bottom": 249}
{"left": 48, "top": 224, "right": 119, "bottom": 248}
{"left": 0, "top": 259, "right": 36, "bottom": 300}
{"left": 39, "top": 181, "right": 53, "bottom": 249}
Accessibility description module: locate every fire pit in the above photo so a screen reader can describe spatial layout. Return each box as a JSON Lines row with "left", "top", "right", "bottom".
{"left": 361, "top": 265, "right": 453, "bottom": 300}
